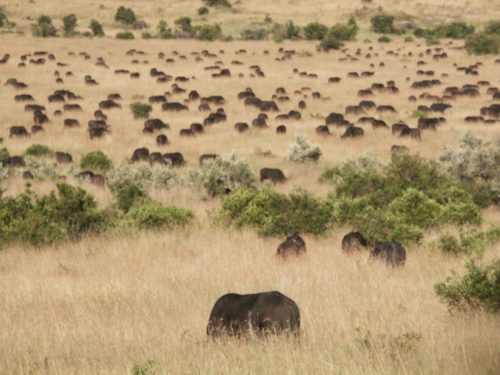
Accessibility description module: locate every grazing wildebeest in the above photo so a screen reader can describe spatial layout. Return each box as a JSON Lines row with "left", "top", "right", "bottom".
{"left": 371, "top": 242, "right": 406, "bottom": 266}
{"left": 23, "top": 171, "right": 34, "bottom": 180}
{"left": 149, "top": 152, "right": 164, "bottom": 166}
{"left": 325, "top": 112, "right": 345, "bottom": 126}
{"left": 341, "top": 126, "right": 364, "bottom": 138}
{"left": 260, "top": 168, "right": 286, "bottom": 184}
{"left": 9, "top": 126, "right": 30, "bottom": 137}
{"left": 144, "top": 119, "right": 169, "bottom": 133}
{"left": 162, "top": 102, "right": 188, "bottom": 112}
{"left": 163, "top": 152, "right": 185, "bottom": 166}
{"left": 199, "top": 153, "right": 219, "bottom": 165}
{"left": 341, "top": 231, "right": 368, "bottom": 252}
{"left": 2, "top": 156, "right": 26, "bottom": 167}
{"left": 99, "top": 100, "right": 121, "bottom": 110}
{"left": 64, "top": 119, "right": 80, "bottom": 128}
{"left": 276, "top": 125, "right": 287, "bottom": 134}
{"left": 400, "top": 127, "right": 421, "bottom": 140}
{"left": 131, "top": 147, "right": 150, "bottom": 163}
{"left": 234, "top": 122, "right": 249, "bottom": 133}
{"left": 207, "top": 291, "right": 300, "bottom": 337}
{"left": 156, "top": 134, "right": 169, "bottom": 146}
{"left": 316, "top": 125, "right": 330, "bottom": 135}
{"left": 277, "top": 233, "right": 306, "bottom": 258}
{"left": 55, "top": 152, "right": 73, "bottom": 164}
{"left": 180, "top": 128, "right": 195, "bottom": 137}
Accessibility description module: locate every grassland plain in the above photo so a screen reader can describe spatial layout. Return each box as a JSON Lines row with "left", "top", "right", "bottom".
{"left": 0, "top": 5, "right": 499, "bottom": 375}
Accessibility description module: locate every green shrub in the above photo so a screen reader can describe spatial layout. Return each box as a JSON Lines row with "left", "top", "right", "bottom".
{"left": 319, "top": 33, "right": 343, "bottom": 50}
{"left": 433, "top": 22, "right": 475, "bottom": 39}
{"left": 241, "top": 28, "right": 268, "bottom": 40}
{"left": 130, "top": 102, "right": 153, "bottom": 118}
{"left": 175, "top": 16, "right": 192, "bottom": 33}
{"left": 185, "top": 153, "right": 255, "bottom": 197}
{"left": 31, "top": 15, "right": 57, "bottom": 37}
{"left": 80, "top": 151, "right": 113, "bottom": 173}
{"left": 90, "top": 19, "right": 104, "bottom": 36}
{"left": 304, "top": 22, "right": 328, "bottom": 40}
{"left": 0, "top": 8, "right": 7, "bottom": 28}
{"left": 0, "top": 184, "right": 108, "bottom": 247}
{"left": 142, "top": 32, "right": 152, "bottom": 39}
{"left": 24, "top": 144, "right": 53, "bottom": 157}
{"left": 435, "top": 258, "right": 500, "bottom": 312}
{"left": 437, "top": 226, "right": 500, "bottom": 256}
{"left": 107, "top": 163, "right": 176, "bottom": 192}
{"left": 404, "top": 35, "right": 413, "bottom": 42}
{"left": 378, "top": 35, "right": 391, "bottom": 43}
{"left": 125, "top": 200, "right": 193, "bottom": 229}
{"left": 198, "top": 6, "right": 209, "bottom": 15}
{"left": 20, "top": 156, "right": 58, "bottom": 180}
{"left": 221, "top": 188, "right": 332, "bottom": 236}
{"left": 0, "top": 147, "right": 10, "bottom": 163}
{"left": 322, "top": 154, "right": 481, "bottom": 244}
{"left": 116, "top": 31, "right": 134, "bottom": 40}
{"left": 485, "top": 20, "right": 500, "bottom": 36}
{"left": 114, "top": 183, "right": 148, "bottom": 213}
{"left": 62, "top": 14, "right": 77, "bottom": 36}
{"left": 273, "top": 21, "right": 301, "bottom": 41}
{"left": 329, "top": 20, "right": 358, "bottom": 41}
{"left": 465, "top": 32, "right": 500, "bottom": 54}
{"left": 203, "top": 0, "right": 231, "bottom": 7}
{"left": 371, "top": 13, "right": 397, "bottom": 34}
{"left": 115, "top": 6, "right": 136, "bottom": 25}
{"left": 194, "top": 24, "right": 222, "bottom": 40}
{"left": 288, "top": 136, "right": 322, "bottom": 162}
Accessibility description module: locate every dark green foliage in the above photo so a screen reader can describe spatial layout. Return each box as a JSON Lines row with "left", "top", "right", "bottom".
{"left": 90, "top": 19, "right": 104, "bottom": 36}
{"left": 241, "top": 28, "right": 268, "bottom": 40}
{"left": 194, "top": 24, "right": 222, "bottom": 40}
{"left": 175, "top": 16, "right": 192, "bottom": 33}
{"left": 198, "top": 6, "right": 209, "bottom": 15}
{"left": 432, "top": 22, "right": 475, "bottom": 39}
{"left": 435, "top": 258, "right": 500, "bottom": 313}
{"left": 221, "top": 188, "right": 332, "bottom": 236}
{"left": 203, "top": 0, "right": 231, "bottom": 7}
{"left": 116, "top": 31, "right": 135, "bottom": 40}
{"left": 0, "top": 147, "right": 10, "bottom": 163}
{"left": 329, "top": 19, "right": 358, "bottom": 41}
{"left": 24, "top": 144, "right": 52, "bottom": 157}
{"left": 130, "top": 102, "right": 153, "bottom": 118}
{"left": 304, "top": 22, "right": 328, "bottom": 40}
{"left": 125, "top": 201, "right": 193, "bottom": 229}
{"left": 0, "top": 184, "right": 108, "bottom": 247}
{"left": 465, "top": 32, "right": 500, "bottom": 54}
{"left": 31, "top": 15, "right": 57, "bottom": 37}
{"left": 80, "top": 151, "right": 113, "bottom": 173}
{"left": 62, "top": 14, "right": 77, "bottom": 36}
{"left": 437, "top": 226, "right": 500, "bottom": 256}
{"left": 322, "top": 155, "right": 481, "bottom": 245}
{"left": 115, "top": 6, "right": 136, "bottom": 25}
{"left": 485, "top": 20, "right": 500, "bottom": 36}
{"left": 115, "top": 183, "right": 148, "bottom": 213}
{"left": 378, "top": 35, "right": 391, "bottom": 43}
{"left": 319, "top": 33, "right": 343, "bottom": 51}
{"left": 371, "top": 14, "right": 397, "bottom": 34}
{"left": 284, "top": 21, "right": 301, "bottom": 40}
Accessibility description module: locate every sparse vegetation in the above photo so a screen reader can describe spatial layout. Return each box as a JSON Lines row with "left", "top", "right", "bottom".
{"left": 62, "top": 14, "right": 77, "bottom": 36}
{"left": 31, "top": 15, "right": 57, "bottom": 37}
{"left": 24, "top": 144, "right": 53, "bottom": 157}
{"left": 437, "top": 226, "right": 500, "bottom": 256}
{"left": 89, "top": 19, "right": 104, "bottom": 36}
{"left": 130, "top": 102, "right": 153, "bottom": 118}
{"left": 116, "top": 31, "right": 134, "bottom": 39}
{"left": 80, "top": 151, "right": 113, "bottom": 173}
{"left": 288, "top": 136, "right": 322, "bottom": 162}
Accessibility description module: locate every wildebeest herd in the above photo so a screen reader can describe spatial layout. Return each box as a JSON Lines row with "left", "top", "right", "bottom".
{"left": 0, "top": 38, "right": 498, "bottom": 339}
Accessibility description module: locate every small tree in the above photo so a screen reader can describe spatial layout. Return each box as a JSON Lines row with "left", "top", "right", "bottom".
{"left": 80, "top": 150, "right": 113, "bottom": 173}
{"left": 115, "top": 6, "right": 136, "bottom": 25}
{"left": 31, "top": 15, "right": 57, "bottom": 37}
{"left": 130, "top": 102, "right": 153, "bottom": 118}
{"left": 175, "top": 16, "right": 192, "bottom": 33}
{"left": 198, "top": 7, "right": 209, "bottom": 15}
{"left": 195, "top": 24, "right": 222, "bottom": 41}
{"left": 62, "top": 14, "right": 77, "bottom": 36}
{"left": 371, "top": 13, "right": 396, "bottom": 34}
{"left": 116, "top": 31, "right": 135, "bottom": 40}
{"left": 90, "top": 19, "right": 104, "bottom": 36}
{"left": 304, "top": 22, "right": 328, "bottom": 40}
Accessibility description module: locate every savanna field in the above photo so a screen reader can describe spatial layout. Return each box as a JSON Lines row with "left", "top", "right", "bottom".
{"left": 0, "top": 1, "right": 499, "bottom": 374}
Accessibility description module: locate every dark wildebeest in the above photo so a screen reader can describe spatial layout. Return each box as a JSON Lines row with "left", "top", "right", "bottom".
{"left": 156, "top": 134, "right": 169, "bottom": 146}
{"left": 371, "top": 242, "right": 406, "bottom": 266}
{"left": 149, "top": 152, "right": 164, "bottom": 166}
{"left": 144, "top": 119, "right": 169, "bottom": 133}
{"left": 234, "top": 122, "right": 249, "bottom": 133}
{"left": 316, "top": 125, "right": 330, "bottom": 135}
{"left": 163, "top": 152, "right": 185, "bottom": 166}
{"left": 260, "top": 168, "right": 286, "bottom": 184}
{"left": 55, "top": 151, "right": 73, "bottom": 164}
{"left": 400, "top": 128, "right": 421, "bottom": 140}
{"left": 341, "top": 231, "right": 368, "bottom": 253}
{"left": 277, "top": 233, "right": 306, "bottom": 258}
{"left": 391, "top": 145, "right": 409, "bottom": 155}
{"left": 64, "top": 119, "right": 80, "bottom": 128}
{"left": 276, "top": 125, "right": 287, "bottom": 134}
{"left": 131, "top": 147, "right": 150, "bottom": 163}
{"left": 341, "top": 126, "right": 364, "bottom": 139}
{"left": 199, "top": 154, "right": 219, "bottom": 165}
{"left": 9, "top": 126, "right": 30, "bottom": 137}
{"left": 206, "top": 291, "right": 300, "bottom": 338}
{"left": 162, "top": 102, "right": 188, "bottom": 112}
{"left": 2, "top": 156, "right": 26, "bottom": 167}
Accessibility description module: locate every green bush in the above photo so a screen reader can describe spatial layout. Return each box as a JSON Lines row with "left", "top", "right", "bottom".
{"left": 378, "top": 35, "right": 391, "bottom": 43}
{"left": 90, "top": 19, "right": 104, "bottom": 36}
{"left": 437, "top": 226, "right": 500, "bottom": 256}
{"left": 304, "top": 22, "right": 328, "bottom": 40}
{"left": 404, "top": 35, "right": 413, "bottom": 42}
{"left": 31, "top": 15, "right": 57, "bottom": 37}
{"left": 107, "top": 163, "right": 176, "bottom": 192}
{"left": 0, "top": 8, "right": 7, "bottom": 28}
{"left": 142, "top": 32, "right": 152, "bottom": 39}
{"left": 272, "top": 21, "right": 301, "bottom": 41}
{"left": 433, "top": 22, "right": 475, "bottom": 39}
{"left": 241, "top": 28, "right": 268, "bottom": 40}
{"left": 194, "top": 24, "right": 222, "bottom": 40}
{"left": 203, "top": 0, "right": 231, "bottom": 7}
{"left": 130, "top": 102, "right": 153, "bottom": 118}
{"left": 0, "top": 184, "right": 108, "bottom": 247}
{"left": 319, "top": 33, "right": 343, "bottom": 50}
{"left": 371, "top": 14, "right": 397, "bottom": 34}
{"left": 288, "top": 136, "right": 322, "bottom": 162}
{"left": 0, "top": 147, "right": 10, "bottom": 163}
{"left": 185, "top": 153, "right": 255, "bottom": 197}
{"left": 125, "top": 200, "right": 193, "bottom": 229}
{"left": 485, "top": 20, "right": 500, "bottom": 36}
{"left": 62, "top": 14, "right": 77, "bottom": 36}
{"left": 116, "top": 31, "right": 134, "bottom": 40}
{"left": 115, "top": 6, "right": 136, "bottom": 25}
{"left": 175, "top": 16, "right": 192, "bottom": 33}
{"left": 435, "top": 258, "right": 500, "bottom": 313}
{"left": 465, "top": 32, "right": 500, "bottom": 54}
{"left": 329, "top": 20, "right": 358, "bottom": 41}
{"left": 198, "top": 6, "right": 209, "bottom": 15}
{"left": 221, "top": 188, "right": 332, "bottom": 236}
{"left": 80, "top": 151, "right": 113, "bottom": 173}
{"left": 24, "top": 144, "right": 53, "bottom": 157}
{"left": 114, "top": 183, "right": 148, "bottom": 213}
{"left": 322, "top": 154, "right": 481, "bottom": 244}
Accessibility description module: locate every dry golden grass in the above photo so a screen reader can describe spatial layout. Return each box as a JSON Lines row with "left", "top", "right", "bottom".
{"left": 0, "top": 34, "right": 500, "bottom": 374}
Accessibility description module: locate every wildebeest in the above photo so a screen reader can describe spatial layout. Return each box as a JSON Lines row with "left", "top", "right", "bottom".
{"left": 391, "top": 145, "right": 409, "bottom": 154}
{"left": 156, "top": 134, "right": 169, "bottom": 146}
{"left": 144, "top": 119, "right": 169, "bottom": 133}
{"left": 260, "top": 168, "right": 286, "bottom": 184}
{"left": 341, "top": 126, "right": 364, "bottom": 138}
{"left": 234, "top": 122, "right": 249, "bottom": 133}
{"left": 131, "top": 147, "right": 150, "bottom": 163}
{"left": 276, "top": 125, "right": 287, "bottom": 134}
{"left": 55, "top": 151, "right": 73, "bottom": 164}
{"left": 199, "top": 153, "right": 219, "bottom": 165}
{"left": 371, "top": 242, "right": 406, "bottom": 266}
{"left": 2, "top": 155, "right": 26, "bottom": 167}
{"left": 162, "top": 102, "right": 188, "bottom": 112}
{"left": 163, "top": 152, "right": 185, "bottom": 166}
{"left": 341, "top": 231, "right": 368, "bottom": 252}
{"left": 207, "top": 291, "right": 300, "bottom": 337}
{"left": 277, "top": 233, "right": 306, "bottom": 258}
{"left": 316, "top": 125, "right": 330, "bottom": 135}
{"left": 64, "top": 119, "right": 80, "bottom": 128}
{"left": 9, "top": 126, "right": 30, "bottom": 137}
